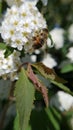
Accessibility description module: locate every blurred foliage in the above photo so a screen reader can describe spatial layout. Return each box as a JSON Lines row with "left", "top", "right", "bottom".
{"left": 37, "top": 0, "right": 73, "bottom": 30}
{"left": 14, "top": 107, "right": 73, "bottom": 130}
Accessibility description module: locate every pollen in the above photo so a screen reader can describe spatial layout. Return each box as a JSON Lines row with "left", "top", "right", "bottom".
{"left": 22, "top": 32, "right": 28, "bottom": 37}
{"left": 21, "top": 12, "right": 27, "bottom": 17}
{"left": 23, "top": 23, "right": 29, "bottom": 27}
{"left": 10, "top": 30, "right": 14, "bottom": 35}
{"left": 14, "top": 21, "right": 18, "bottom": 26}
{"left": 33, "top": 20, "right": 37, "bottom": 25}
{"left": 16, "top": 39, "right": 21, "bottom": 44}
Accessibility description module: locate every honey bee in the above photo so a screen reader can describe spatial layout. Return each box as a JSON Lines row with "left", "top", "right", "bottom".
{"left": 32, "top": 28, "right": 48, "bottom": 49}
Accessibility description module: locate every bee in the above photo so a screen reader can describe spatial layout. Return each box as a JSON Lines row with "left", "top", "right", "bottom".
{"left": 32, "top": 28, "right": 48, "bottom": 49}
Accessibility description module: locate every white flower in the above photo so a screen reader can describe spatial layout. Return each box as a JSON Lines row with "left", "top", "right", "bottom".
{"left": 30, "top": 54, "right": 37, "bottom": 62}
{"left": 66, "top": 47, "right": 73, "bottom": 62}
{"left": 68, "top": 24, "right": 73, "bottom": 42}
{"left": 5, "top": 0, "right": 48, "bottom": 7}
{"left": 50, "top": 91, "right": 73, "bottom": 111}
{"left": 5, "top": 0, "right": 24, "bottom": 6}
{"left": 0, "top": 3, "right": 47, "bottom": 53}
{"left": 48, "top": 28, "right": 65, "bottom": 49}
{"left": 0, "top": 50, "right": 21, "bottom": 81}
{"left": 34, "top": 49, "right": 41, "bottom": 54}
{"left": 5, "top": 0, "right": 38, "bottom": 6}
{"left": 42, "top": 53, "right": 57, "bottom": 68}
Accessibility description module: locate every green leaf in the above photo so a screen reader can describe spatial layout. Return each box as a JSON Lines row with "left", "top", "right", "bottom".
{"left": 64, "top": 109, "right": 73, "bottom": 118}
{"left": 15, "top": 68, "right": 35, "bottom": 130}
{"left": 29, "top": 109, "right": 53, "bottom": 130}
{"left": 14, "top": 113, "right": 32, "bottom": 130}
{"left": 14, "top": 113, "right": 20, "bottom": 130}
{"left": 61, "top": 63, "right": 73, "bottom": 73}
{"left": 45, "top": 108, "right": 60, "bottom": 130}
{"left": 50, "top": 107, "right": 62, "bottom": 122}
{"left": 29, "top": 108, "right": 60, "bottom": 130}
{"left": 51, "top": 80, "right": 73, "bottom": 96}
{"left": 32, "top": 62, "right": 67, "bottom": 83}
{"left": 48, "top": 33, "right": 54, "bottom": 47}
{"left": 0, "top": 43, "right": 7, "bottom": 50}
{"left": 0, "top": 43, "right": 14, "bottom": 57}
{"left": 4, "top": 46, "right": 14, "bottom": 58}
{"left": 0, "top": 0, "right": 2, "bottom": 16}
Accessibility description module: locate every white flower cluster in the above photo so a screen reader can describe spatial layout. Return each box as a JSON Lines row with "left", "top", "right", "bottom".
{"left": 5, "top": 0, "right": 23, "bottom": 6}
{"left": 47, "top": 28, "right": 65, "bottom": 49}
{"left": 50, "top": 91, "right": 73, "bottom": 111}
{"left": 0, "top": 3, "right": 47, "bottom": 52}
{"left": 68, "top": 24, "right": 73, "bottom": 42}
{"left": 42, "top": 53, "right": 57, "bottom": 68}
{"left": 66, "top": 47, "right": 73, "bottom": 62}
{"left": 0, "top": 50, "right": 21, "bottom": 81}
{"left": 5, "top": 0, "right": 48, "bottom": 7}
